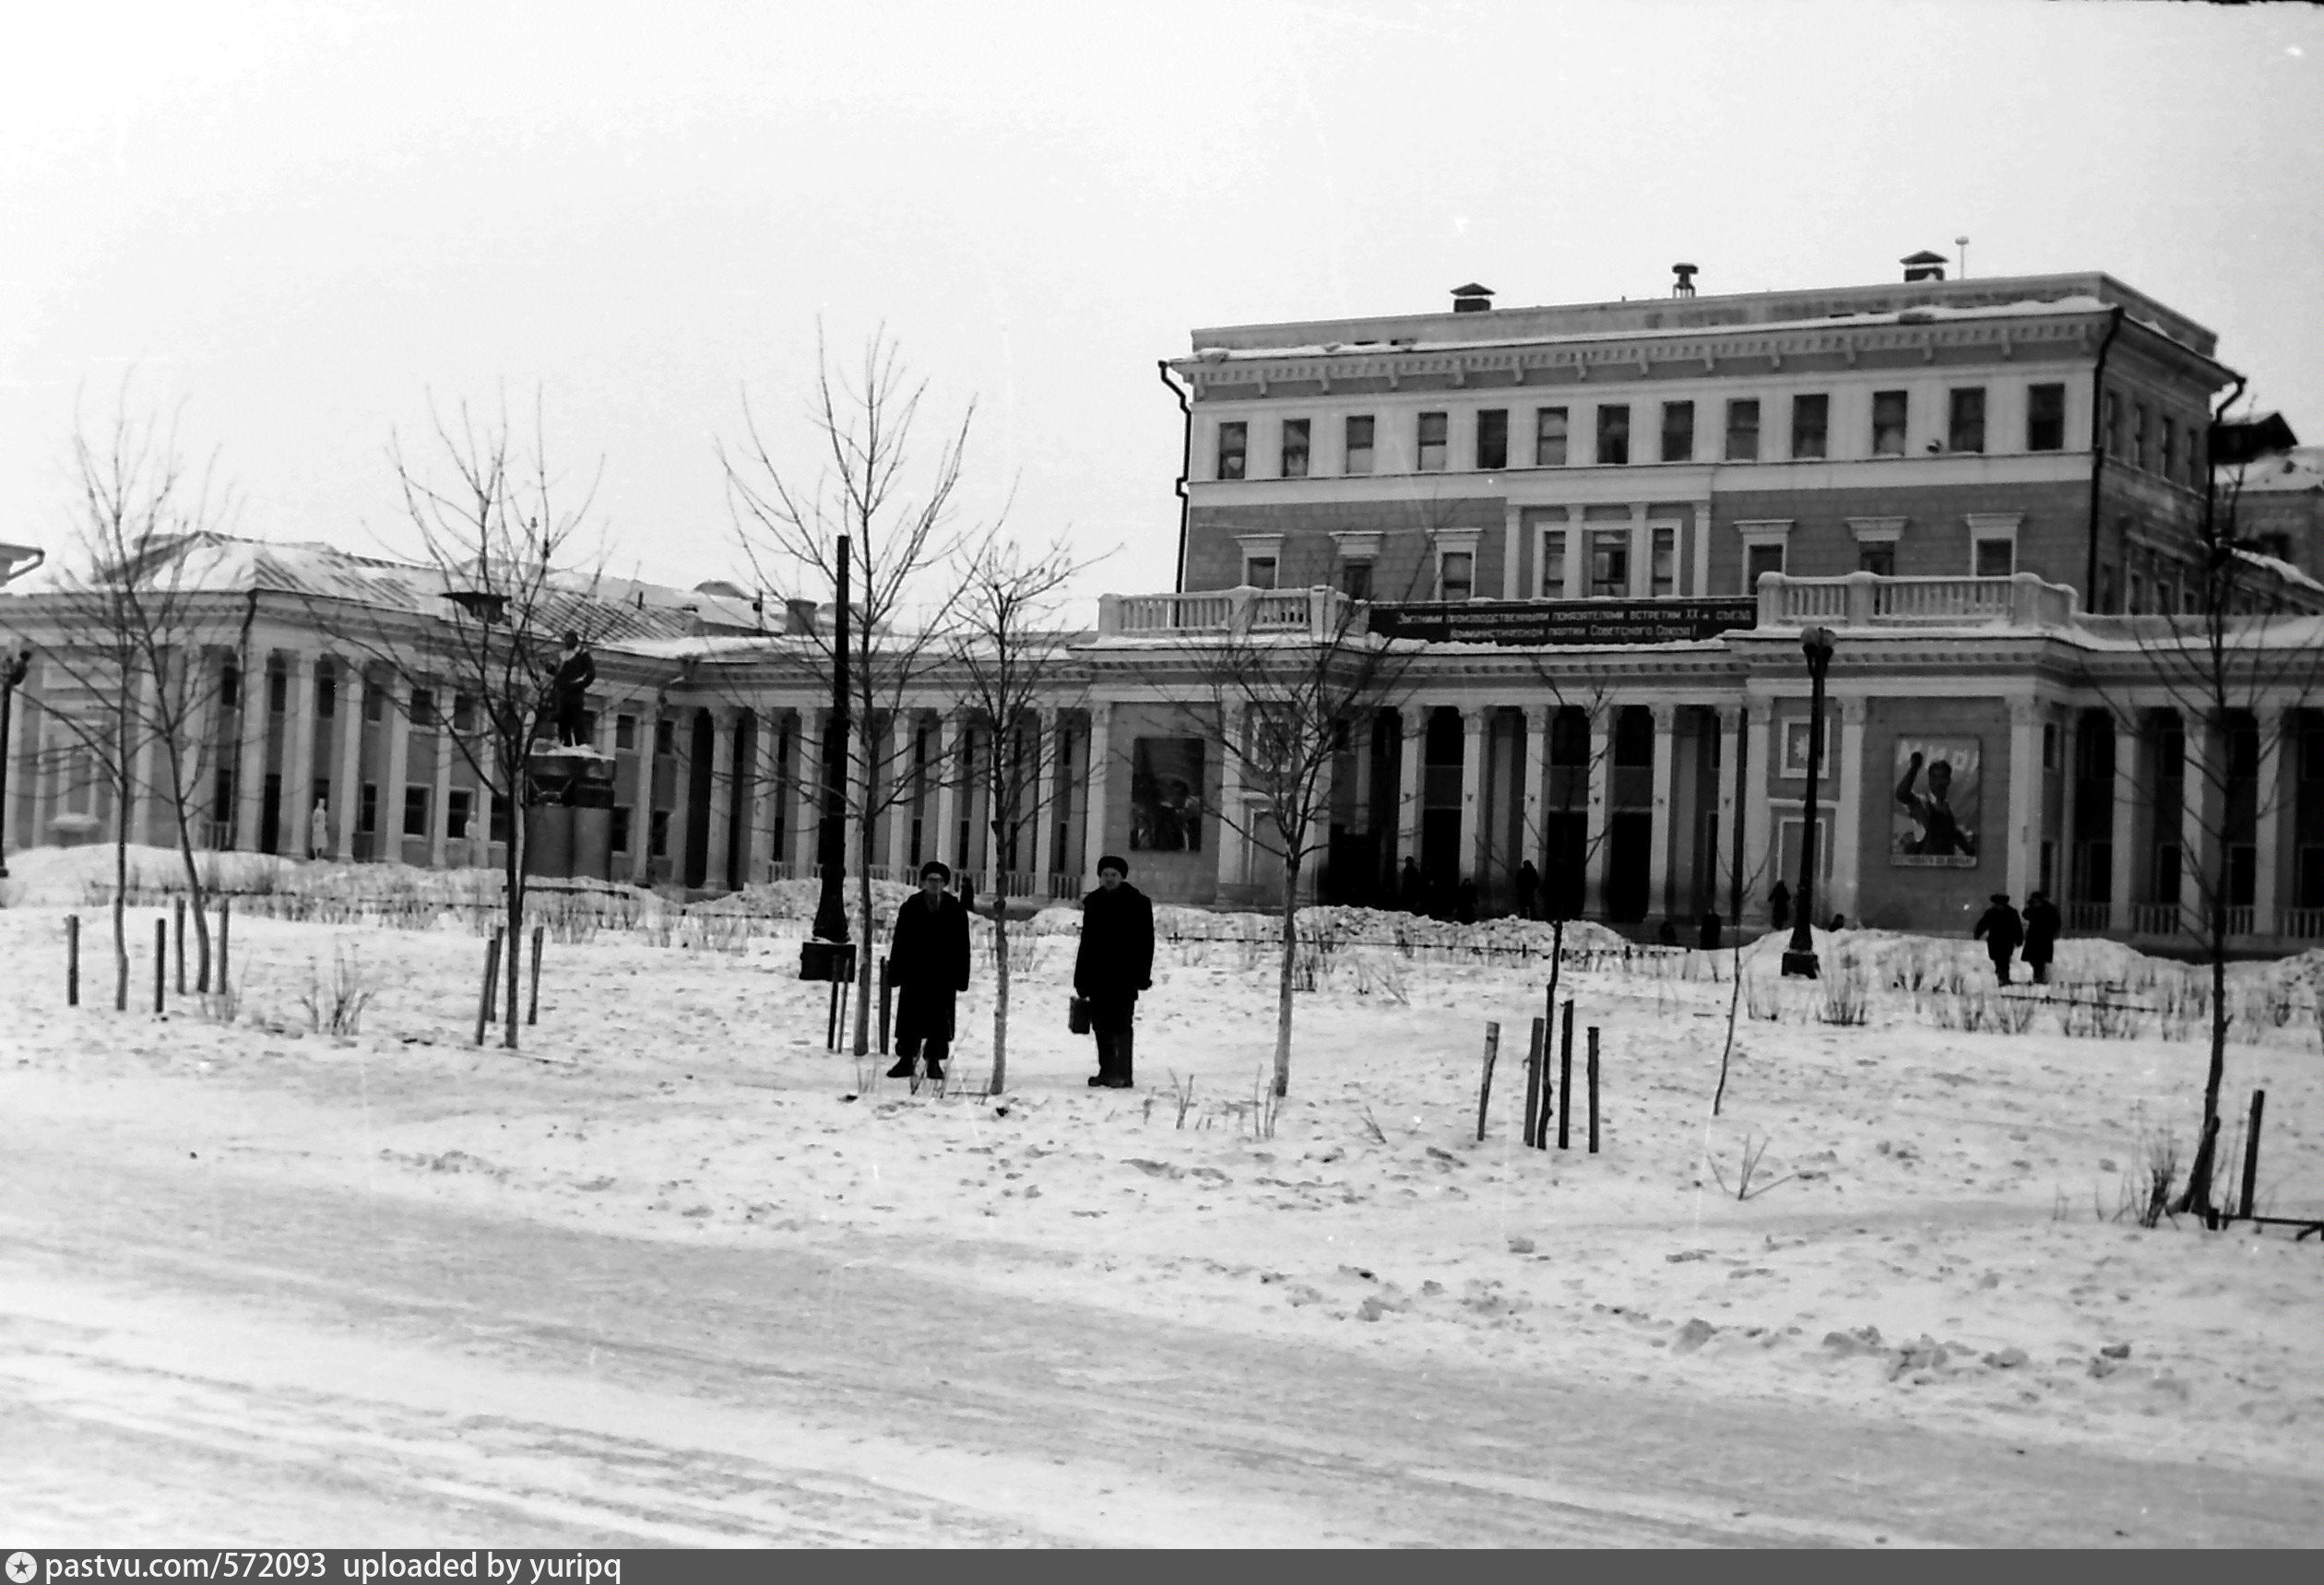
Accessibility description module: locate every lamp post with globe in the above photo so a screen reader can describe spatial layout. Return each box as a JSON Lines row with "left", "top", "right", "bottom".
{"left": 1781, "top": 625, "right": 1836, "bottom": 979}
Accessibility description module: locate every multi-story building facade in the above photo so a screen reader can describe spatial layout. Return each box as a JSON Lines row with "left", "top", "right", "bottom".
{"left": 5, "top": 262, "right": 2320, "bottom": 953}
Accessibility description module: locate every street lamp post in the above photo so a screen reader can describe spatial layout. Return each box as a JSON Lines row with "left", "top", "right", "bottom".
{"left": 1782, "top": 625, "right": 1836, "bottom": 979}
{"left": 800, "top": 536, "right": 853, "bottom": 979}
{"left": 0, "top": 649, "right": 30, "bottom": 879}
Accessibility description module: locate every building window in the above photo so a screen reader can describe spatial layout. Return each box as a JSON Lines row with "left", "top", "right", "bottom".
{"left": 2104, "top": 388, "right": 2123, "bottom": 456}
{"left": 2043, "top": 723, "right": 2060, "bottom": 771}
{"left": 1596, "top": 405, "right": 1630, "bottom": 466}
{"left": 410, "top": 687, "right": 435, "bottom": 726}
{"left": 447, "top": 787, "right": 472, "bottom": 841}
{"left": 1650, "top": 526, "right": 1677, "bottom": 595}
{"left": 402, "top": 786, "right": 428, "bottom": 837}
{"left": 2186, "top": 424, "right": 2204, "bottom": 487}
{"left": 1244, "top": 554, "right": 1278, "bottom": 589}
{"left": 1339, "top": 561, "right": 1372, "bottom": 600}
{"left": 1589, "top": 531, "right": 1630, "bottom": 597}
{"left": 1535, "top": 407, "right": 1569, "bottom": 467}
{"left": 1345, "top": 415, "right": 1375, "bottom": 474}
{"left": 1969, "top": 536, "right": 2012, "bottom": 577}
{"left": 1858, "top": 541, "right": 1895, "bottom": 576}
{"left": 1540, "top": 529, "right": 1567, "bottom": 597}
{"left": 615, "top": 713, "right": 636, "bottom": 751}
{"left": 1791, "top": 394, "right": 1829, "bottom": 459}
{"left": 1438, "top": 550, "right": 1474, "bottom": 602}
{"left": 1744, "top": 540, "right": 1786, "bottom": 586}
{"left": 1215, "top": 421, "right": 1247, "bottom": 480}
{"left": 2160, "top": 416, "right": 2176, "bottom": 481}
{"left": 2027, "top": 384, "right": 2066, "bottom": 451}
{"left": 1725, "top": 399, "right": 1760, "bottom": 462}
{"left": 654, "top": 718, "right": 675, "bottom": 756}
{"left": 1417, "top": 411, "right": 1448, "bottom": 472}
{"left": 649, "top": 809, "right": 670, "bottom": 858}
{"left": 317, "top": 669, "right": 337, "bottom": 718}
{"left": 364, "top": 681, "right": 384, "bottom": 722}
{"left": 490, "top": 791, "right": 511, "bottom": 844}
{"left": 359, "top": 783, "right": 377, "bottom": 834}
{"left": 451, "top": 692, "right": 475, "bottom": 732}
{"left": 220, "top": 665, "right": 241, "bottom": 710}
{"left": 611, "top": 806, "right": 632, "bottom": 855}
{"left": 1948, "top": 387, "right": 1986, "bottom": 454}
{"left": 268, "top": 668, "right": 287, "bottom": 713}
{"left": 2132, "top": 403, "right": 2150, "bottom": 470}
{"left": 1476, "top": 408, "right": 1508, "bottom": 470}
{"left": 1280, "top": 419, "right": 1310, "bottom": 479}
{"left": 1660, "top": 401, "right": 1694, "bottom": 463}
{"left": 1872, "top": 390, "right": 1908, "bottom": 455}
{"left": 2128, "top": 571, "right": 2147, "bottom": 613}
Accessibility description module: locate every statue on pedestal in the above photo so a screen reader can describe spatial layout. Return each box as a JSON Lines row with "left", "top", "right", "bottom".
{"left": 546, "top": 631, "right": 596, "bottom": 749}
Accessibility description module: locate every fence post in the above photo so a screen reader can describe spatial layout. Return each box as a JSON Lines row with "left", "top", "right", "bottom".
{"left": 474, "top": 931, "right": 503, "bottom": 1047}
{"left": 172, "top": 897, "right": 186, "bottom": 995}
{"left": 878, "top": 959, "right": 895, "bottom": 1055}
{"left": 66, "top": 914, "right": 79, "bottom": 1006}
{"left": 154, "top": 918, "right": 166, "bottom": 1015}
{"left": 1518, "top": 1015, "right": 1541, "bottom": 1147}
{"left": 1555, "top": 999, "right": 1574, "bottom": 1150}
{"left": 216, "top": 899, "right": 231, "bottom": 994}
{"left": 1586, "top": 1025, "right": 1601, "bottom": 1154}
{"left": 1479, "top": 1021, "right": 1505, "bottom": 1144}
{"left": 527, "top": 924, "right": 544, "bottom": 1026}
{"left": 2239, "top": 1089, "right": 2266, "bottom": 1223}
{"left": 482, "top": 927, "right": 504, "bottom": 1021}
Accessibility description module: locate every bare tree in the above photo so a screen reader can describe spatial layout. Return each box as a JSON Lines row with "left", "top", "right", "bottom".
{"left": 724, "top": 328, "right": 987, "bottom": 1055}
{"left": 312, "top": 395, "right": 610, "bottom": 1051}
{"left": 947, "top": 530, "right": 1096, "bottom": 1093}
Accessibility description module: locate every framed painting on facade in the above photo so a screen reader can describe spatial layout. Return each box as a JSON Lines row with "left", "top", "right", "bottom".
{"left": 1891, "top": 736, "right": 1981, "bottom": 867}
{"left": 1129, "top": 738, "right": 1205, "bottom": 853}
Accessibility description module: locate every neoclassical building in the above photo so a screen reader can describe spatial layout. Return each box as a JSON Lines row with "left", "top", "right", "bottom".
{"left": 4, "top": 261, "right": 2318, "bottom": 950}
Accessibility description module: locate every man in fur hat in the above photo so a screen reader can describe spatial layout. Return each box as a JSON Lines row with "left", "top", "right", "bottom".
{"left": 886, "top": 860, "right": 970, "bottom": 1083}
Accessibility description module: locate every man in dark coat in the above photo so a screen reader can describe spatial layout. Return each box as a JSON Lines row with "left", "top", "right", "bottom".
{"left": 547, "top": 631, "right": 596, "bottom": 747}
{"left": 885, "top": 860, "right": 970, "bottom": 1083}
{"left": 1075, "top": 854, "right": 1155, "bottom": 1089}
{"left": 1768, "top": 881, "right": 1792, "bottom": 932}
{"left": 2022, "top": 890, "right": 2062, "bottom": 985}
{"left": 1974, "top": 892, "right": 2024, "bottom": 986}
{"left": 1514, "top": 859, "right": 1540, "bottom": 921}
{"left": 1398, "top": 856, "right": 1425, "bottom": 915}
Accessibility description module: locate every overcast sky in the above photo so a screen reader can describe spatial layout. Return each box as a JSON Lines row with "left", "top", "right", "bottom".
{"left": 5, "top": 0, "right": 2319, "bottom": 613}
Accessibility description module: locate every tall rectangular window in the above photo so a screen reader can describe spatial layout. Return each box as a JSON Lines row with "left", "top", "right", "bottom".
{"left": 2132, "top": 403, "right": 2150, "bottom": 469}
{"left": 1438, "top": 550, "right": 1473, "bottom": 602}
{"left": 654, "top": 718, "right": 675, "bottom": 756}
{"left": 221, "top": 666, "right": 241, "bottom": 710}
{"left": 1858, "top": 541, "right": 1895, "bottom": 576}
{"left": 1476, "top": 408, "right": 1508, "bottom": 470}
{"left": 1540, "top": 530, "right": 1567, "bottom": 596}
{"left": 316, "top": 669, "right": 337, "bottom": 718}
{"left": 611, "top": 806, "right": 632, "bottom": 855}
{"left": 1279, "top": 419, "right": 1310, "bottom": 478}
{"left": 1596, "top": 405, "right": 1630, "bottom": 466}
{"left": 267, "top": 669, "right": 287, "bottom": 713}
{"left": 1338, "top": 560, "right": 1372, "bottom": 600}
{"left": 446, "top": 788, "right": 472, "bottom": 841}
{"left": 1651, "top": 526, "right": 1677, "bottom": 595}
{"left": 409, "top": 687, "right": 435, "bottom": 726}
{"left": 451, "top": 692, "right": 474, "bottom": 732}
{"left": 1417, "top": 411, "right": 1448, "bottom": 471}
{"left": 1216, "top": 421, "right": 1247, "bottom": 480}
{"left": 1948, "top": 387, "right": 1986, "bottom": 453}
{"left": 648, "top": 809, "right": 670, "bottom": 858}
{"left": 402, "top": 786, "right": 428, "bottom": 837}
{"left": 1974, "top": 537, "right": 2015, "bottom": 577}
{"left": 1746, "top": 541, "right": 1786, "bottom": 586}
{"left": 1243, "top": 555, "right": 1278, "bottom": 590}
{"left": 1660, "top": 401, "right": 1694, "bottom": 463}
{"left": 1344, "top": 415, "right": 1375, "bottom": 474}
{"left": 1724, "top": 399, "right": 1760, "bottom": 461}
{"left": 2104, "top": 388, "right": 2123, "bottom": 455}
{"left": 615, "top": 713, "right": 637, "bottom": 751}
{"left": 1872, "top": 390, "right": 1908, "bottom": 455}
{"left": 1791, "top": 394, "right": 1829, "bottom": 458}
{"left": 363, "top": 681, "right": 383, "bottom": 722}
{"left": 2186, "top": 423, "right": 2204, "bottom": 487}
{"left": 1535, "top": 407, "right": 1569, "bottom": 467}
{"left": 2027, "top": 383, "right": 2066, "bottom": 451}
{"left": 359, "top": 783, "right": 377, "bottom": 834}
{"left": 2160, "top": 415, "right": 2176, "bottom": 480}
{"left": 1589, "top": 531, "right": 1630, "bottom": 597}
{"left": 490, "top": 792, "right": 511, "bottom": 844}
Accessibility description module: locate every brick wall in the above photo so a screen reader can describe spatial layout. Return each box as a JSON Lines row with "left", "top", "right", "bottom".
{"left": 1711, "top": 479, "right": 2091, "bottom": 597}
{"left": 1182, "top": 496, "right": 1505, "bottom": 597}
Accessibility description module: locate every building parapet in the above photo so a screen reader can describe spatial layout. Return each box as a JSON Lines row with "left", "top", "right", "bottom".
{"left": 1097, "top": 586, "right": 1363, "bottom": 640}
{"left": 1755, "top": 571, "right": 2079, "bottom": 632}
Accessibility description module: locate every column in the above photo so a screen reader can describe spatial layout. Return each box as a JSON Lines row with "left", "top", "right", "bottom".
{"left": 1305, "top": 731, "right": 1336, "bottom": 903}
{"left": 2005, "top": 699, "right": 2041, "bottom": 905}
{"left": 1395, "top": 705, "right": 1424, "bottom": 871}
{"left": 665, "top": 711, "right": 694, "bottom": 887}
{"left": 1830, "top": 696, "right": 1868, "bottom": 924}
{"left": 284, "top": 652, "right": 318, "bottom": 860}
{"left": 381, "top": 677, "right": 410, "bottom": 864}
{"left": 129, "top": 661, "right": 161, "bottom": 846}
{"left": 1081, "top": 705, "right": 1113, "bottom": 890}
{"left": 1523, "top": 704, "right": 1552, "bottom": 870}
{"left": 2255, "top": 704, "right": 2286, "bottom": 937}
{"left": 2108, "top": 711, "right": 2140, "bottom": 934}
{"left": 1691, "top": 503, "right": 1713, "bottom": 596}
{"left": 629, "top": 706, "right": 656, "bottom": 886}
{"left": 1584, "top": 706, "right": 1613, "bottom": 917}
{"left": 884, "top": 711, "right": 917, "bottom": 881}
{"left": 234, "top": 652, "right": 270, "bottom": 851}
{"left": 1740, "top": 699, "right": 1773, "bottom": 923}
{"left": 932, "top": 712, "right": 962, "bottom": 872}
{"left": 1713, "top": 704, "right": 1741, "bottom": 921}
{"left": 1627, "top": 503, "right": 1650, "bottom": 597}
{"left": 1647, "top": 704, "right": 1678, "bottom": 923}
{"left": 335, "top": 663, "right": 363, "bottom": 860}
{"left": 429, "top": 690, "right": 454, "bottom": 869}
{"left": 791, "top": 709, "right": 824, "bottom": 872}
{"left": 2057, "top": 709, "right": 2081, "bottom": 907}
{"left": 1212, "top": 705, "right": 1240, "bottom": 892}
{"left": 748, "top": 710, "right": 779, "bottom": 882}
{"left": 1459, "top": 707, "right": 1487, "bottom": 881}
{"left": 2179, "top": 709, "right": 2216, "bottom": 937}
{"left": 704, "top": 709, "right": 735, "bottom": 889}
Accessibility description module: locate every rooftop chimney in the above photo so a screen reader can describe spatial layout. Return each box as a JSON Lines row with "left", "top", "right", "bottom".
{"left": 1451, "top": 281, "right": 1494, "bottom": 313}
{"left": 1902, "top": 249, "right": 1949, "bottom": 283}
{"left": 1671, "top": 263, "right": 1698, "bottom": 299}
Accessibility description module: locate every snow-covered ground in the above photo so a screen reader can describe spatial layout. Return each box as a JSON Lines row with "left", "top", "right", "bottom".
{"left": 5, "top": 845, "right": 2323, "bottom": 1543}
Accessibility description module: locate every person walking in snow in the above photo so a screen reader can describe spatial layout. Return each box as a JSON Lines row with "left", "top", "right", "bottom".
{"left": 1974, "top": 893, "right": 2024, "bottom": 986}
{"left": 1075, "top": 854, "right": 1154, "bottom": 1089}
{"left": 1768, "top": 880, "right": 1792, "bottom": 932}
{"left": 2021, "top": 890, "right": 2061, "bottom": 986}
{"left": 309, "top": 798, "right": 331, "bottom": 860}
{"left": 1514, "top": 859, "right": 1540, "bottom": 921}
{"left": 1398, "top": 856, "right": 1425, "bottom": 915}
{"left": 885, "top": 860, "right": 970, "bottom": 1084}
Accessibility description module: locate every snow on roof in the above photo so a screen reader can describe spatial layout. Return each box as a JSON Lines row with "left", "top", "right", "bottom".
{"left": 2230, "top": 445, "right": 2324, "bottom": 495}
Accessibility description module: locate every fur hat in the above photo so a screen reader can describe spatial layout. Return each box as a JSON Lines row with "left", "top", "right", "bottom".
{"left": 1097, "top": 854, "right": 1129, "bottom": 878}
{"left": 919, "top": 860, "right": 953, "bottom": 883}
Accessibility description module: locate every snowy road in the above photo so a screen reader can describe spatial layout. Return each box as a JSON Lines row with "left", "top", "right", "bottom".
{"left": 4, "top": 1136, "right": 2316, "bottom": 1548}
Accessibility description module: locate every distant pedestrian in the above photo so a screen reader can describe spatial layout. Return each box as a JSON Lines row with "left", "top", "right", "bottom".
{"left": 1455, "top": 876, "right": 1479, "bottom": 924}
{"left": 2022, "top": 891, "right": 2061, "bottom": 986}
{"left": 1828, "top": 912, "right": 1846, "bottom": 932}
{"left": 1075, "top": 855, "right": 1154, "bottom": 1089}
{"left": 1398, "top": 857, "right": 1426, "bottom": 915}
{"left": 308, "top": 799, "right": 331, "bottom": 860}
{"left": 1974, "top": 893, "right": 2024, "bottom": 986}
{"left": 885, "top": 860, "right": 970, "bottom": 1084}
{"left": 1769, "top": 881, "right": 1792, "bottom": 932}
{"left": 1656, "top": 919, "right": 1679, "bottom": 948}
{"left": 1699, "top": 910, "right": 1722, "bottom": 952}
{"left": 547, "top": 631, "right": 597, "bottom": 748}
{"left": 1514, "top": 859, "right": 1540, "bottom": 921}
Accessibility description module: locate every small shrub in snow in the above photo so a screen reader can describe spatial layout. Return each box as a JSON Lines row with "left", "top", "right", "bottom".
{"left": 301, "top": 944, "right": 376, "bottom": 1035}
{"left": 1817, "top": 956, "right": 1870, "bottom": 1026}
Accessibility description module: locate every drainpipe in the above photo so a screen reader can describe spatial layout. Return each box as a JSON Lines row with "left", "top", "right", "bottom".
{"left": 2082, "top": 305, "right": 2126, "bottom": 609}
{"left": 1158, "top": 361, "right": 1193, "bottom": 593}
{"left": 2202, "top": 372, "right": 2248, "bottom": 608}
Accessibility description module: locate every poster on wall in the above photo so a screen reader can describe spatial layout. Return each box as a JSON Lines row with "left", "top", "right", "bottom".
{"left": 1891, "top": 736, "right": 1981, "bottom": 867}
{"left": 1130, "top": 738, "right": 1205, "bottom": 853}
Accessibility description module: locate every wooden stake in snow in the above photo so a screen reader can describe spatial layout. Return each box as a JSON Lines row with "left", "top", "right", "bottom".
{"left": 475, "top": 930, "right": 504, "bottom": 1047}
{"left": 1586, "top": 1025, "right": 1601, "bottom": 1154}
{"left": 527, "top": 924, "right": 544, "bottom": 1027}
{"left": 216, "top": 899, "right": 231, "bottom": 994}
{"left": 1556, "top": 999, "right": 1574, "bottom": 1151}
{"left": 2239, "top": 1088, "right": 2266, "bottom": 1223}
{"left": 153, "top": 918, "right": 165, "bottom": 1014}
{"left": 1477, "top": 1020, "right": 1503, "bottom": 1143}
{"left": 172, "top": 898, "right": 185, "bottom": 995}
{"left": 65, "top": 914, "right": 79, "bottom": 1007}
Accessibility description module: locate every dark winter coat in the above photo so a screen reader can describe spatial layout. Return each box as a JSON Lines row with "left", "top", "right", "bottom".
{"left": 888, "top": 890, "right": 970, "bottom": 1042}
{"left": 2022, "top": 898, "right": 2062, "bottom": 965}
{"left": 1398, "top": 859, "right": 1426, "bottom": 915}
{"left": 1074, "top": 881, "right": 1156, "bottom": 1004}
{"left": 1768, "top": 882, "right": 1793, "bottom": 932}
{"left": 549, "top": 647, "right": 596, "bottom": 707}
{"left": 1974, "top": 903, "right": 2024, "bottom": 955}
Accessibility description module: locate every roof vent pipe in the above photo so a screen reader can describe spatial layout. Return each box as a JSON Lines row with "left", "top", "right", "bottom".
{"left": 1671, "top": 263, "right": 1698, "bottom": 298}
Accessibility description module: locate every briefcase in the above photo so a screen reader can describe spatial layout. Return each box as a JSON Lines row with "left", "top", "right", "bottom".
{"left": 1068, "top": 995, "right": 1092, "bottom": 1035}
